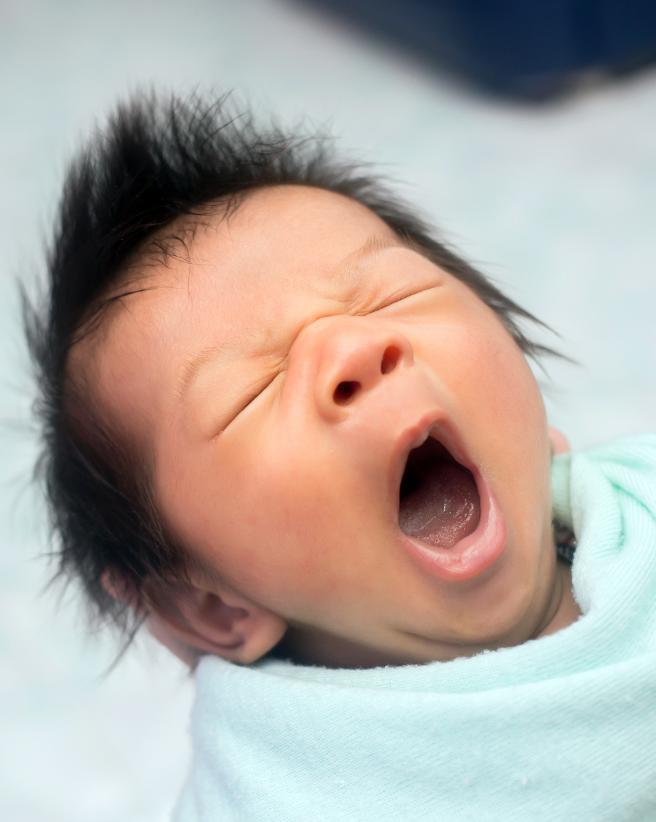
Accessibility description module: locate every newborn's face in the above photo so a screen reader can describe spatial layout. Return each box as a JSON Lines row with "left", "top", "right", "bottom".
{"left": 93, "top": 186, "right": 559, "bottom": 666}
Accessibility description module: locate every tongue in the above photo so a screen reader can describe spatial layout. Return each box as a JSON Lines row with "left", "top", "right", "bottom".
{"left": 399, "top": 462, "right": 480, "bottom": 548}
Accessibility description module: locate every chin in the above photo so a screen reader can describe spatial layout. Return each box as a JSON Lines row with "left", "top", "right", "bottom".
{"left": 443, "top": 556, "right": 543, "bottom": 648}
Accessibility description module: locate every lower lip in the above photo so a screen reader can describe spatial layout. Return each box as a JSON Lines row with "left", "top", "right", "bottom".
{"left": 398, "top": 471, "right": 506, "bottom": 584}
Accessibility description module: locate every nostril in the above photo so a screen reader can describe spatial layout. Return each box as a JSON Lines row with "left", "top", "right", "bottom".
{"left": 380, "top": 345, "right": 401, "bottom": 375}
{"left": 333, "top": 380, "right": 360, "bottom": 405}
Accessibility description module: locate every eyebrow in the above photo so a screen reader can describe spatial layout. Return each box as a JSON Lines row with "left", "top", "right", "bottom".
{"left": 176, "top": 233, "right": 403, "bottom": 403}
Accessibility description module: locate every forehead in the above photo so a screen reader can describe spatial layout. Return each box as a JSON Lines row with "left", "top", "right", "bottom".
{"left": 184, "top": 184, "right": 397, "bottom": 305}
{"left": 155, "top": 185, "right": 401, "bottom": 355}
{"left": 139, "top": 186, "right": 398, "bottom": 331}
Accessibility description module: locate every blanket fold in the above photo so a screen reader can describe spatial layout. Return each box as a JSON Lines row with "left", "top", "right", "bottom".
{"left": 174, "top": 435, "right": 656, "bottom": 822}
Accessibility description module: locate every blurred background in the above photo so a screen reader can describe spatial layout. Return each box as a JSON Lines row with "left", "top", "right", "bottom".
{"left": 2, "top": 1, "right": 654, "bottom": 820}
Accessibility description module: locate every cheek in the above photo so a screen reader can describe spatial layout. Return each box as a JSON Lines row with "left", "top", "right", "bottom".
{"left": 476, "top": 336, "right": 545, "bottom": 433}
{"left": 236, "top": 442, "right": 378, "bottom": 606}
{"left": 422, "top": 318, "right": 515, "bottom": 397}
{"left": 423, "top": 316, "right": 548, "bottom": 469}
{"left": 451, "top": 316, "right": 542, "bottom": 413}
{"left": 161, "top": 437, "right": 341, "bottom": 602}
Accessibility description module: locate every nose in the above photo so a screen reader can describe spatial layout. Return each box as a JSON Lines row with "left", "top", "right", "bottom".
{"left": 295, "top": 315, "right": 414, "bottom": 421}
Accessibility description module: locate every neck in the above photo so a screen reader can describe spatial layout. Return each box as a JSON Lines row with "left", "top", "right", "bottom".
{"left": 534, "top": 559, "right": 581, "bottom": 639}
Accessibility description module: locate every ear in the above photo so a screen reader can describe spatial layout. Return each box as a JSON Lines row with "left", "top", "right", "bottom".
{"left": 101, "top": 570, "right": 287, "bottom": 665}
{"left": 548, "top": 426, "right": 570, "bottom": 456}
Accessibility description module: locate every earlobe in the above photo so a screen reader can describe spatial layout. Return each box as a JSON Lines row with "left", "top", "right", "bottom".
{"left": 548, "top": 426, "right": 570, "bottom": 456}
{"left": 101, "top": 569, "right": 288, "bottom": 665}
{"left": 142, "top": 580, "right": 288, "bottom": 665}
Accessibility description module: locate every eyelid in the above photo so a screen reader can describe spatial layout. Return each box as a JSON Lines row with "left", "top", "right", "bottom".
{"left": 372, "top": 285, "right": 437, "bottom": 313}
{"left": 223, "top": 372, "right": 279, "bottom": 431}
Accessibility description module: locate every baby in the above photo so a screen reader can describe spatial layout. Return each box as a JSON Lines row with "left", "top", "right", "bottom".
{"left": 27, "top": 92, "right": 656, "bottom": 820}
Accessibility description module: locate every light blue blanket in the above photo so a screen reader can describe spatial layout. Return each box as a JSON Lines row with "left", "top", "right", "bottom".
{"left": 174, "top": 436, "right": 656, "bottom": 821}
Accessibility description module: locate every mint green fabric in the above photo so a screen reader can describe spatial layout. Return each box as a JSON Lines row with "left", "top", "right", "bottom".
{"left": 174, "top": 436, "right": 656, "bottom": 821}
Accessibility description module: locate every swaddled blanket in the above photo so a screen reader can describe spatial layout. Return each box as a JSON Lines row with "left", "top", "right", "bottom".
{"left": 174, "top": 436, "right": 656, "bottom": 821}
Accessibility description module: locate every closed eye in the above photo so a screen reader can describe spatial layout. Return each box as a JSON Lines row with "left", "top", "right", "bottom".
{"left": 371, "top": 285, "right": 439, "bottom": 313}
{"left": 222, "top": 372, "right": 279, "bottom": 431}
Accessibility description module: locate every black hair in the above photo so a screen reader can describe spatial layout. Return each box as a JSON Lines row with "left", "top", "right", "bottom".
{"left": 24, "top": 90, "right": 557, "bottom": 660}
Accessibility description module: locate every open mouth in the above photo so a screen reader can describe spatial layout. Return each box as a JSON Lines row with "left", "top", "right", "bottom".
{"left": 391, "top": 416, "right": 506, "bottom": 583}
{"left": 399, "top": 436, "right": 481, "bottom": 548}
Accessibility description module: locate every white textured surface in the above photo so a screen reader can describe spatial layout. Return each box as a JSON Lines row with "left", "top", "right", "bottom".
{"left": 1, "top": 1, "right": 654, "bottom": 819}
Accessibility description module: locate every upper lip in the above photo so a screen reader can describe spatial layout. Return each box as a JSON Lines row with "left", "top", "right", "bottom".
{"left": 388, "top": 409, "right": 475, "bottom": 517}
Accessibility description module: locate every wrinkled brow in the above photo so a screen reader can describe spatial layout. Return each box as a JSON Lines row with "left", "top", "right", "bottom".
{"left": 175, "top": 233, "right": 408, "bottom": 403}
